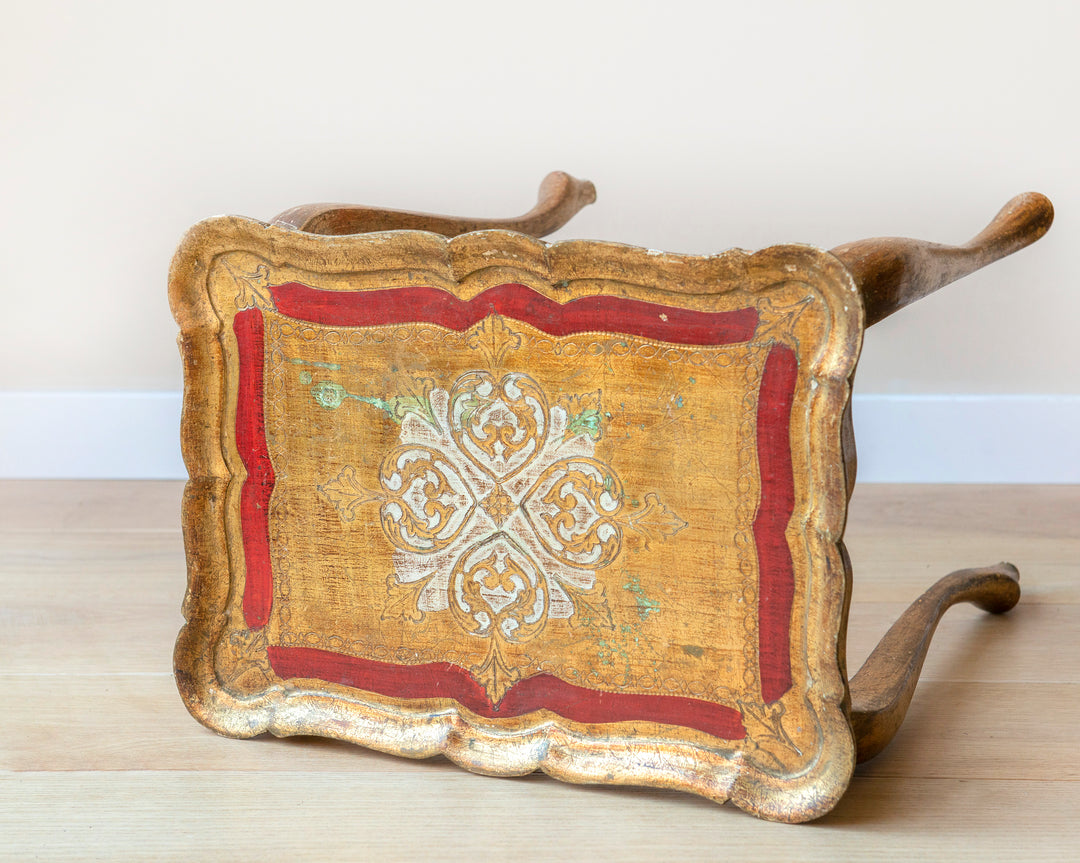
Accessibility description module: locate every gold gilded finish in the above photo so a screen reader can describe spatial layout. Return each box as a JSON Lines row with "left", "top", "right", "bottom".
{"left": 171, "top": 174, "right": 1051, "bottom": 822}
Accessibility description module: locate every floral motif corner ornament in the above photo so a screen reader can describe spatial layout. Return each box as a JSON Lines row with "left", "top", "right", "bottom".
{"left": 224, "top": 260, "right": 275, "bottom": 311}
{"left": 213, "top": 627, "right": 272, "bottom": 695}
{"left": 316, "top": 327, "right": 687, "bottom": 704}
{"left": 737, "top": 699, "right": 802, "bottom": 770}
{"left": 751, "top": 294, "right": 812, "bottom": 349}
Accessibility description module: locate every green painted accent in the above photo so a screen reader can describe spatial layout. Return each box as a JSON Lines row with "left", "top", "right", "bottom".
{"left": 681, "top": 644, "right": 704, "bottom": 658}
{"left": 674, "top": 396, "right": 684, "bottom": 409}
{"left": 457, "top": 391, "right": 488, "bottom": 428}
{"left": 384, "top": 394, "right": 438, "bottom": 428}
{"left": 288, "top": 357, "right": 341, "bottom": 370}
{"left": 298, "top": 371, "right": 313, "bottom": 385}
{"left": 353, "top": 393, "right": 397, "bottom": 416}
{"left": 568, "top": 569, "right": 665, "bottom": 682}
{"left": 308, "top": 378, "right": 436, "bottom": 427}
{"left": 582, "top": 571, "right": 664, "bottom": 679}
{"left": 623, "top": 572, "right": 660, "bottom": 621}
{"left": 688, "top": 376, "right": 696, "bottom": 384}
{"left": 458, "top": 398, "right": 479, "bottom": 426}
{"left": 311, "top": 380, "right": 348, "bottom": 409}
{"left": 566, "top": 407, "right": 603, "bottom": 441}
{"left": 596, "top": 637, "right": 614, "bottom": 667}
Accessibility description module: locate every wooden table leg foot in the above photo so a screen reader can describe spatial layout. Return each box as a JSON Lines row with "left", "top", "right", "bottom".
{"left": 849, "top": 563, "right": 1021, "bottom": 763}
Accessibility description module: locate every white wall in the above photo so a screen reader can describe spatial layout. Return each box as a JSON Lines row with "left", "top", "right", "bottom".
{"left": 1, "top": 1, "right": 1077, "bottom": 478}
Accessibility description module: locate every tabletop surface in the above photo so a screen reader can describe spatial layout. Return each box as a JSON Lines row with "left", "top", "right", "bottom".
{"left": 2, "top": 481, "right": 1078, "bottom": 860}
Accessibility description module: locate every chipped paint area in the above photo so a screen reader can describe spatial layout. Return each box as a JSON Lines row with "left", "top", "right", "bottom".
{"left": 571, "top": 566, "right": 666, "bottom": 682}
{"left": 623, "top": 571, "right": 660, "bottom": 622}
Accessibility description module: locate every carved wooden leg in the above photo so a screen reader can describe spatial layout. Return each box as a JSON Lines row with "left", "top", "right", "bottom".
{"left": 271, "top": 171, "right": 597, "bottom": 238}
{"left": 848, "top": 563, "right": 1021, "bottom": 763}
{"left": 831, "top": 192, "right": 1053, "bottom": 326}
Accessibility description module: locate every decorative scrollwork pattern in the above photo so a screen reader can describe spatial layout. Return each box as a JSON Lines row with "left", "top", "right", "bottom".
{"left": 377, "top": 446, "right": 476, "bottom": 553}
{"left": 448, "top": 371, "right": 548, "bottom": 481}
{"left": 318, "top": 361, "right": 688, "bottom": 703}
{"left": 522, "top": 457, "right": 624, "bottom": 569}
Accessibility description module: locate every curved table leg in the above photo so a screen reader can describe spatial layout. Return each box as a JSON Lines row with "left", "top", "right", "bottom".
{"left": 271, "top": 171, "right": 596, "bottom": 238}
{"left": 849, "top": 563, "right": 1021, "bottom": 763}
{"left": 831, "top": 192, "right": 1053, "bottom": 326}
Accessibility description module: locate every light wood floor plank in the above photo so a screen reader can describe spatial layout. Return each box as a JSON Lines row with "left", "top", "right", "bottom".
{"left": 842, "top": 541, "right": 1080, "bottom": 604}
{"left": 845, "top": 601, "right": 1078, "bottom": 683}
{"left": 3, "top": 675, "right": 1077, "bottom": 782}
{"left": 853, "top": 681, "right": 1080, "bottom": 780}
{"left": 0, "top": 480, "right": 184, "bottom": 532}
{"left": 1, "top": 773, "right": 1077, "bottom": 861}
{"left": 2, "top": 481, "right": 1076, "bottom": 856}
{"left": 0, "top": 529, "right": 1072, "bottom": 680}
{"left": 0, "top": 532, "right": 183, "bottom": 675}
{"left": 847, "top": 484, "right": 1080, "bottom": 542}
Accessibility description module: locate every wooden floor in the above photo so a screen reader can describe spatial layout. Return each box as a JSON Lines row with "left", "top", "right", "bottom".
{"left": 1, "top": 482, "right": 1077, "bottom": 860}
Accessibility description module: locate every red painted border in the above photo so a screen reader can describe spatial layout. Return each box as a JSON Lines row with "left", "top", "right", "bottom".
{"left": 233, "top": 283, "right": 800, "bottom": 736}
{"left": 754, "top": 344, "right": 798, "bottom": 703}
{"left": 270, "top": 282, "right": 758, "bottom": 346}
{"left": 268, "top": 646, "right": 746, "bottom": 740}
{"left": 234, "top": 309, "right": 275, "bottom": 629}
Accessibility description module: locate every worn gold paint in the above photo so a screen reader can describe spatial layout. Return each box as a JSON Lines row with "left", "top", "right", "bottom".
{"left": 173, "top": 176, "right": 1050, "bottom": 822}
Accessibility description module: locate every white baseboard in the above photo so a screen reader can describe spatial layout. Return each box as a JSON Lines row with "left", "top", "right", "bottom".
{"left": 1, "top": 392, "right": 1077, "bottom": 482}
